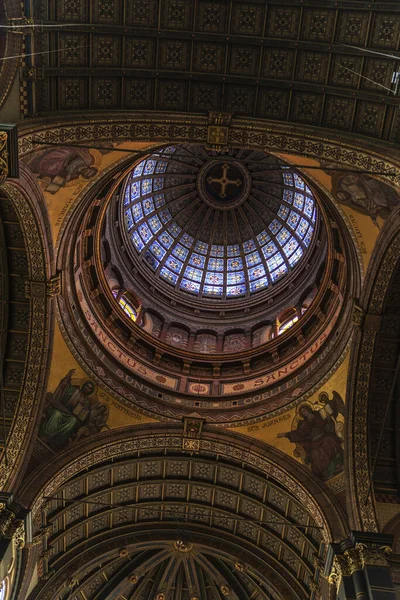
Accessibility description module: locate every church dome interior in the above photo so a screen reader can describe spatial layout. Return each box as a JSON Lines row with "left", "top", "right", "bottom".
{"left": 0, "top": 0, "right": 399, "bottom": 598}
{"left": 120, "top": 145, "right": 317, "bottom": 300}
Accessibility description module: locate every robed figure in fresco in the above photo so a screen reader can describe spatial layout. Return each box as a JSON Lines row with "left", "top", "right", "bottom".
{"left": 278, "top": 391, "right": 345, "bottom": 481}
{"left": 40, "top": 369, "right": 109, "bottom": 447}
{"left": 25, "top": 147, "right": 101, "bottom": 193}
{"left": 331, "top": 172, "right": 399, "bottom": 227}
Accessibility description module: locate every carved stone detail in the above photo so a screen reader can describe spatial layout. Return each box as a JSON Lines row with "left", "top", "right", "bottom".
{"left": 344, "top": 547, "right": 364, "bottom": 575}
{"left": 357, "top": 543, "right": 392, "bottom": 568}
{"left": 46, "top": 274, "right": 61, "bottom": 297}
{"left": 352, "top": 303, "right": 364, "bottom": 327}
{"left": 328, "top": 543, "right": 392, "bottom": 588}
{"left": 0, "top": 132, "right": 8, "bottom": 187}
{"left": 13, "top": 521, "right": 25, "bottom": 550}
{"left": 328, "top": 555, "right": 351, "bottom": 588}
{"left": 182, "top": 417, "right": 204, "bottom": 451}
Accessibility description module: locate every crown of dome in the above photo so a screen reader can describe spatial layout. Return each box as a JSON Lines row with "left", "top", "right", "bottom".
{"left": 122, "top": 145, "right": 317, "bottom": 300}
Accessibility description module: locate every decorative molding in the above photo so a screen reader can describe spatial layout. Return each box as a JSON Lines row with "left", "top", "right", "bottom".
{"left": 0, "top": 183, "right": 50, "bottom": 490}
{"left": 348, "top": 231, "right": 400, "bottom": 534}
{"left": 0, "top": 132, "right": 8, "bottom": 186}
{"left": 16, "top": 113, "right": 400, "bottom": 189}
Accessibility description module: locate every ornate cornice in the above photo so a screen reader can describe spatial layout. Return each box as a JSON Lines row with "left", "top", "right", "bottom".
{"left": 17, "top": 113, "right": 400, "bottom": 188}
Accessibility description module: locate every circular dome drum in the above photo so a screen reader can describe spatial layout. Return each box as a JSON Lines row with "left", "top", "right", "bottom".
{"left": 57, "top": 141, "right": 356, "bottom": 423}
{"left": 121, "top": 145, "right": 317, "bottom": 300}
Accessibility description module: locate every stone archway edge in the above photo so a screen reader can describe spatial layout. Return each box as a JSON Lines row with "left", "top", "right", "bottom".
{"left": 22, "top": 425, "right": 349, "bottom": 544}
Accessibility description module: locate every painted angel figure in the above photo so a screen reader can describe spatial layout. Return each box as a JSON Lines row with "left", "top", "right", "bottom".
{"left": 277, "top": 391, "right": 345, "bottom": 480}
{"left": 317, "top": 390, "right": 345, "bottom": 441}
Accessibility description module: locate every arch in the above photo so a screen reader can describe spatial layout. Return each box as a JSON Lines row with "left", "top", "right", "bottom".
{"left": 346, "top": 206, "right": 400, "bottom": 532}
{"left": 16, "top": 425, "right": 349, "bottom": 600}
{"left": 0, "top": 164, "right": 54, "bottom": 491}
{"left": 18, "top": 424, "right": 348, "bottom": 541}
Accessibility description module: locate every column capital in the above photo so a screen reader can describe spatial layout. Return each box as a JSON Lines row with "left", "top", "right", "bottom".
{"left": 325, "top": 531, "right": 394, "bottom": 589}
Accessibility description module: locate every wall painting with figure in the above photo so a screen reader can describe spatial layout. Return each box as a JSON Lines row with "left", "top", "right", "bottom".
{"left": 277, "top": 391, "right": 345, "bottom": 481}
{"left": 234, "top": 351, "right": 348, "bottom": 483}
{"left": 40, "top": 369, "right": 109, "bottom": 449}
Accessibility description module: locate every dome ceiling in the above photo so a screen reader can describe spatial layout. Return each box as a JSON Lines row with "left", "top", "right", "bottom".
{"left": 59, "top": 137, "right": 356, "bottom": 422}
{"left": 122, "top": 145, "right": 317, "bottom": 299}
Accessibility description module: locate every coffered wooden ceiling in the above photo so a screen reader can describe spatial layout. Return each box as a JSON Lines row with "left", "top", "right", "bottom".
{"left": 32, "top": 0, "right": 400, "bottom": 142}
{"left": 38, "top": 452, "right": 322, "bottom": 599}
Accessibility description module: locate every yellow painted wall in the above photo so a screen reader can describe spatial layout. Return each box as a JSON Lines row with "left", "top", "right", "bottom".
{"left": 48, "top": 322, "right": 157, "bottom": 429}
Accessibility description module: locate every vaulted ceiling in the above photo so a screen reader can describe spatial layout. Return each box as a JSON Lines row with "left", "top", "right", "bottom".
{"left": 31, "top": 449, "right": 323, "bottom": 600}
{"left": 28, "top": 0, "right": 400, "bottom": 143}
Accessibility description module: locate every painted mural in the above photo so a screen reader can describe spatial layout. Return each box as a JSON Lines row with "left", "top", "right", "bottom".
{"left": 40, "top": 369, "right": 109, "bottom": 447}
{"left": 25, "top": 146, "right": 107, "bottom": 193}
{"left": 277, "top": 391, "right": 345, "bottom": 480}
{"left": 235, "top": 352, "right": 349, "bottom": 481}
{"left": 331, "top": 172, "right": 400, "bottom": 227}
{"left": 38, "top": 322, "right": 155, "bottom": 452}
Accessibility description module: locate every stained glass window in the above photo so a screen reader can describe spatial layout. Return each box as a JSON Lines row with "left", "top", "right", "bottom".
{"left": 278, "top": 315, "right": 299, "bottom": 335}
{"left": 112, "top": 290, "right": 138, "bottom": 322}
{"left": 123, "top": 154, "right": 317, "bottom": 298}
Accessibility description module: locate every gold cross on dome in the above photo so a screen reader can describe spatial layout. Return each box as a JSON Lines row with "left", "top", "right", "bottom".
{"left": 206, "top": 163, "right": 242, "bottom": 199}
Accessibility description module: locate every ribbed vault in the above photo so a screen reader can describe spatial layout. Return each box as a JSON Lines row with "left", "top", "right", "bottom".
{"left": 30, "top": 452, "right": 322, "bottom": 600}
{"left": 21, "top": 427, "right": 349, "bottom": 600}
{"left": 55, "top": 539, "right": 290, "bottom": 600}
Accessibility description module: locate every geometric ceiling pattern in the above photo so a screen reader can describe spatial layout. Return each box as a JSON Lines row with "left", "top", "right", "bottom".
{"left": 41, "top": 453, "right": 323, "bottom": 599}
{"left": 0, "top": 191, "right": 31, "bottom": 447}
{"left": 33, "top": 1, "right": 400, "bottom": 142}
{"left": 122, "top": 145, "right": 317, "bottom": 299}
{"left": 60, "top": 543, "right": 283, "bottom": 599}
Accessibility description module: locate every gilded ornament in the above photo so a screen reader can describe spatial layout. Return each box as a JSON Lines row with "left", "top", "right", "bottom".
{"left": 182, "top": 439, "right": 200, "bottom": 451}
{"left": 13, "top": 521, "right": 25, "bottom": 550}
{"left": 206, "top": 112, "right": 231, "bottom": 152}
{"left": 0, "top": 132, "right": 8, "bottom": 187}
{"left": 344, "top": 547, "right": 363, "bottom": 575}
{"left": 220, "top": 585, "right": 230, "bottom": 595}
{"left": 8, "top": 16, "right": 35, "bottom": 34}
{"left": 129, "top": 575, "right": 138, "bottom": 584}
{"left": 328, "top": 555, "right": 351, "bottom": 589}
{"left": 174, "top": 540, "right": 193, "bottom": 553}
{"left": 357, "top": 543, "right": 392, "bottom": 568}
{"left": 46, "top": 274, "right": 61, "bottom": 297}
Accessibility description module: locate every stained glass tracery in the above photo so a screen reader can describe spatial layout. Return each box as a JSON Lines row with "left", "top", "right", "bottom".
{"left": 122, "top": 147, "right": 317, "bottom": 299}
